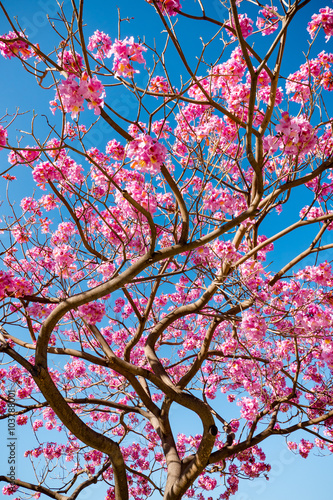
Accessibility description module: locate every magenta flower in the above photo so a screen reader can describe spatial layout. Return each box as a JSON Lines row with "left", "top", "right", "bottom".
{"left": 146, "top": 0, "right": 181, "bottom": 16}
{"left": 110, "top": 37, "right": 147, "bottom": 77}
{"left": 0, "top": 31, "right": 32, "bottom": 59}
{"left": 0, "top": 124, "right": 7, "bottom": 149}
{"left": 256, "top": 5, "right": 279, "bottom": 36}
{"left": 88, "top": 30, "right": 113, "bottom": 59}
{"left": 126, "top": 134, "right": 167, "bottom": 174}
{"left": 307, "top": 7, "right": 333, "bottom": 42}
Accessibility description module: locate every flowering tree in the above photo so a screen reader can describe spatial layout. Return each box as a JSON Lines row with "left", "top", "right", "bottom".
{"left": 1, "top": 0, "right": 333, "bottom": 499}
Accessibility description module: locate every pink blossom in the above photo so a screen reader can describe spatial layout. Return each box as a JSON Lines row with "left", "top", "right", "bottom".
{"left": 307, "top": 7, "right": 333, "bottom": 42}
{"left": 106, "top": 139, "right": 125, "bottom": 160}
{"left": 32, "top": 162, "right": 61, "bottom": 189}
{"left": 57, "top": 50, "right": 84, "bottom": 74}
{"left": 0, "top": 31, "right": 32, "bottom": 59}
{"left": 0, "top": 124, "right": 7, "bottom": 149}
{"left": 20, "top": 197, "right": 41, "bottom": 215}
{"left": 64, "top": 358, "right": 87, "bottom": 379}
{"left": 52, "top": 73, "right": 105, "bottom": 118}
{"left": 126, "top": 134, "right": 167, "bottom": 174}
{"left": 212, "top": 240, "right": 239, "bottom": 263}
{"left": 256, "top": 5, "right": 279, "bottom": 35}
{"left": 146, "top": 0, "right": 181, "bottom": 16}
{"left": 226, "top": 14, "right": 254, "bottom": 39}
{"left": 241, "top": 309, "right": 267, "bottom": 343}
{"left": 0, "top": 271, "right": 33, "bottom": 299}
{"left": 274, "top": 112, "right": 317, "bottom": 155}
{"left": 64, "top": 122, "right": 87, "bottom": 140}
{"left": 17, "top": 414, "right": 28, "bottom": 425}
{"left": 198, "top": 475, "right": 217, "bottom": 491}
{"left": 113, "top": 297, "right": 125, "bottom": 313}
{"left": 110, "top": 37, "right": 147, "bottom": 78}
{"left": 78, "top": 302, "right": 106, "bottom": 324}
{"left": 53, "top": 245, "right": 76, "bottom": 277}
{"left": 12, "top": 277, "right": 34, "bottom": 297}
{"left": 298, "top": 439, "right": 314, "bottom": 458}
{"left": 80, "top": 72, "right": 106, "bottom": 114}
{"left": 149, "top": 75, "right": 170, "bottom": 95}
{"left": 32, "top": 419, "right": 44, "bottom": 431}
{"left": 287, "top": 441, "right": 298, "bottom": 451}
{"left": 88, "top": 30, "right": 113, "bottom": 59}
{"left": 2, "top": 484, "right": 19, "bottom": 495}
{"left": 12, "top": 225, "right": 31, "bottom": 243}
{"left": 0, "top": 400, "right": 7, "bottom": 415}
{"left": 299, "top": 205, "right": 324, "bottom": 220}
{"left": 286, "top": 52, "right": 333, "bottom": 103}
{"left": 0, "top": 271, "right": 14, "bottom": 299}
{"left": 16, "top": 387, "right": 30, "bottom": 399}
{"left": 128, "top": 122, "right": 147, "bottom": 137}
{"left": 152, "top": 119, "right": 172, "bottom": 138}
{"left": 8, "top": 147, "right": 40, "bottom": 165}
{"left": 237, "top": 397, "right": 259, "bottom": 422}
{"left": 39, "top": 194, "right": 59, "bottom": 211}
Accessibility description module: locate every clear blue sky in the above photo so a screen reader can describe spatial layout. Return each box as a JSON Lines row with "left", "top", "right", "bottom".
{"left": 1, "top": 1, "right": 333, "bottom": 499}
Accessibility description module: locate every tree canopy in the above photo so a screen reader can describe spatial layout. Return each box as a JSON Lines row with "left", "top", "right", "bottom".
{"left": 1, "top": 1, "right": 333, "bottom": 499}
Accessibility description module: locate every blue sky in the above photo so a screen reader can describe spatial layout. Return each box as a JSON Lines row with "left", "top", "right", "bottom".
{"left": 1, "top": 1, "right": 333, "bottom": 499}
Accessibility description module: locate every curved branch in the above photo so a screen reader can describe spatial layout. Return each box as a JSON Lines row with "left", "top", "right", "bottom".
{"left": 0, "top": 476, "right": 67, "bottom": 500}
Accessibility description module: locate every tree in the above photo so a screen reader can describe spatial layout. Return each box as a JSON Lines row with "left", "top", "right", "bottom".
{"left": 0, "top": 0, "right": 333, "bottom": 498}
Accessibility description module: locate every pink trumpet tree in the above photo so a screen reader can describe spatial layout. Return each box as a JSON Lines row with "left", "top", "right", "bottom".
{"left": 0, "top": 1, "right": 333, "bottom": 499}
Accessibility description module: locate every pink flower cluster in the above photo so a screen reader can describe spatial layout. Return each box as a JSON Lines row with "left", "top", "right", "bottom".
{"left": 88, "top": 30, "right": 113, "bottom": 60}
{"left": 12, "top": 225, "right": 32, "bottom": 243}
{"left": 241, "top": 309, "right": 267, "bottom": 344}
{"left": 286, "top": 51, "right": 333, "bottom": 103}
{"left": 299, "top": 205, "right": 326, "bottom": 221}
{"left": 237, "top": 397, "right": 259, "bottom": 422}
{"left": 64, "top": 358, "right": 87, "bottom": 379}
{"left": 0, "top": 270, "right": 33, "bottom": 299}
{"left": 152, "top": 119, "right": 172, "bottom": 138}
{"left": 0, "top": 124, "right": 7, "bottom": 149}
{"left": 146, "top": 0, "right": 181, "bottom": 16}
{"left": 53, "top": 244, "right": 76, "bottom": 278}
{"left": 307, "top": 7, "right": 333, "bottom": 42}
{"left": 226, "top": 14, "right": 254, "bottom": 39}
{"left": 198, "top": 475, "right": 217, "bottom": 491}
{"left": 78, "top": 302, "right": 106, "bottom": 324}
{"left": 88, "top": 32, "right": 147, "bottom": 78}
{"left": 320, "top": 339, "right": 333, "bottom": 371}
{"left": 39, "top": 194, "right": 59, "bottom": 211}
{"left": 298, "top": 439, "right": 314, "bottom": 458}
{"left": 149, "top": 76, "right": 170, "bottom": 95}
{"left": 115, "top": 179, "right": 157, "bottom": 215}
{"left": 57, "top": 50, "right": 84, "bottom": 74}
{"left": 264, "top": 112, "right": 317, "bottom": 156}
{"left": 256, "top": 5, "right": 279, "bottom": 35}
{"left": 17, "top": 414, "right": 28, "bottom": 425}
{"left": 212, "top": 240, "right": 239, "bottom": 263}
{"left": 64, "top": 122, "right": 87, "bottom": 140}
{"left": 2, "top": 483, "right": 19, "bottom": 495}
{"left": 0, "top": 31, "right": 33, "bottom": 59}
{"left": 51, "top": 72, "right": 105, "bottom": 119}
{"left": 202, "top": 186, "right": 244, "bottom": 215}
{"left": 126, "top": 134, "right": 167, "bottom": 174}
{"left": 8, "top": 147, "right": 40, "bottom": 165}
{"left": 32, "top": 419, "right": 44, "bottom": 431}
{"left": 32, "top": 161, "right": 61, "bottom": 189}
{"left": 209, "top": 47, "right": 246, "bottom": 94}
{"left": 106, "top": 139, "right": 125, "bottom": 160}
{"left": 296, "top": 261, "right": 332, "bottom": 286}
{"left": 110, "top": 37, "right": 147, "bottom": 78}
